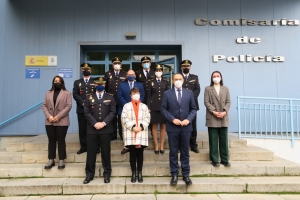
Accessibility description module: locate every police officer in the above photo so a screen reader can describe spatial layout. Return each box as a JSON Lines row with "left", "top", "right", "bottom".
{"left": 83, "top": 78, "right": 116, "bottom": 184}
{"left": 181, "top": 60, "right": 201, "bottom": 153}
{"left": 147, "top": 64, "right": 169, "bottom": 154}
{"left": 104, "top": 57, "right": 127, "bottom": 140}
{"left": 73, "top": 63, "right": 99, "bottom": 154}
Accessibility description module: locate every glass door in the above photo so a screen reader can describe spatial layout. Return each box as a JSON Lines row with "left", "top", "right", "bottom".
{"left": 155, "top": 57, "right": 176, "bottom": 88}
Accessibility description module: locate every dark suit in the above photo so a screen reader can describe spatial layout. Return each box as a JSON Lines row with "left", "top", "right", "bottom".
{"left": 105, "top": 70, "right": 127, "bottom": 140}
{"left": 73, "top": 78, "right": 95, "bottom": 151}
{"left": 136, "top": 69, "right": 155, "bottom": 104}
{"left": 147, "top": 79, "right": 169, "bottom": 111}
{"left": 161, "top": 88, "right": 197, "bottom": 176}
{"left": 182, "top": 73, "right": 200, "bottom": 150}
{"left": 83, "top": 93, "right": 116, "bottom": 178}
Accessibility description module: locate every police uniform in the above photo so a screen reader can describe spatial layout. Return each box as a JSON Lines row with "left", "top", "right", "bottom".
{"left": 181, "top": 60, "right": 201, "bottom": 152}
{"left": 83, "top": 78, "right": 116, "bottom": 183}
{"left": 73, "top": 63, "right": 96, "bottom": 153}
{"left": 104, "top": 57, "right": 127, "bottom": 140}
{"left": 136, "top": 56, "right": 155, "bottom": 104}
{"left": 147, "top": 65, "right": 170, "bottom": 123}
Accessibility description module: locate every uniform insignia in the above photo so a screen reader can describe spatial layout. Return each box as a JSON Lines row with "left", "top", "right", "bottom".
{"left": 151, "top": 82, "right": 154, "bottom": 86}
{"left": 189, "top": 80, "right": 196, "bottom": 82}
{"left": 103, "top": 100, "right": 111, "bottom": 103}
{"left": 79, "top": 83, "right": 81, "bottom": 87}
{"left": 110, "top": 75, "right": 112, "bottom": 79}
{"left": 89, "top": 96, "right": 92, "bottom": 99}
{"left": 139, "top": 74, "right": 141, "bottom": 78}
{"left": 92, "top": 99, "right": 94, "bottom": 103}
{"left": 120, "top": 77, "right": 125, "bottom": 80}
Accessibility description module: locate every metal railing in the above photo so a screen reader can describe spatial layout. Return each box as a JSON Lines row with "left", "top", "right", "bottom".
{"left": 0, "top": 101, "right": 43, "bottom": 129}
{"left": 237, "top": 96, "right": 300, "bottom": 147}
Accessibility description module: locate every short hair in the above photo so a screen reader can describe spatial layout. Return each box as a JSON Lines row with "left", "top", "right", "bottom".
{"left": 130, "top": 87, "right": 140, "bottom": 95}
{"left": 50, "top": 75, "right": 66, "bottom": 91}
{"left": 210, "top": 71, "right": 224, "bottom": 86}
{"left": 172, "top": 73, "right": 183, "bottom": 80}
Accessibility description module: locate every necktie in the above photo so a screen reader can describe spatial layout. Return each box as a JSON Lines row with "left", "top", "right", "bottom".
{"left": 130, "top": 82, "right": 133, "bottom": 89}
{"left": 185, "top": 76, "right": 188, "bottom": 81}
{"left": 85, "top": 79, "right": 88, "bottom": 84}
{"left": 98, "top": 94, "right": 102, "bottom": 99}
{"left": 115, "top": 71, "right": 119, "bottom": 77}
{"left": 177, "top": 89, "right": 181, "bottom": 104}
{"left": 145, "top": 70, "right": 149, "bottom": 78}
{"left": 157, "top": 79, "right": 161, "bottom": 84}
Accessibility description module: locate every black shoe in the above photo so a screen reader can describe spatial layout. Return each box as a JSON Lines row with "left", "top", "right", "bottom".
{"left": 97, "top": 149, "right": 101, "bottom": 154}
{"left": 183, "top": 176, "right": 193, "bottom": 185}
{"left": 83, "top": 177, "right": 93, "bottom": 184}
{"left": 58, "top": 160, "right": 65, "bottom": 169}
{"left": 212, "top": 161, "right": 220, "bottom": 167}
{"left": 138, "top": 171, "right": 143, "bottom": 183}
{"left": 191, "top": 148, "right": 199, "bottom": 153}
{"left": 104, "top": 175, "right": 110, "bottom": 183}
{"left": 131, "top": 171, "right": 136, "bottom": 183}
{"left": 221, "top": 161, "right": 231, "bottom": 167}
{"left": 170, "top": 176, "right": 178, "bottom": 186}
{"left": 121, "top": 148, "right": 130, "bottom": 154}
{"left": 159, "top": 150, "right": 164, "bottom": 154}
{"left": 154, "top": 150, "right": 159, "bottom": 154}
{"left": 44, "top": 159, "right": 55, "bottom": 169}
{"left": 77, "top": 149, "right": 87, "bottom": 154}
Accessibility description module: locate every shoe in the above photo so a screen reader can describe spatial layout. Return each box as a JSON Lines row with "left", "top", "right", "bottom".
{"left": 121, "top": 148, "right": 130, "bottom": 154}
{"left": 131, "top": 171, "right": 136, "bottom": 183}
{"left": 83, "top": 177, "right": 93, "bottom": 184}
{"left": 170, "top": 176, "right": 178, "bottom": 186}
{"left": 97, "top": 149, "right": 101, "bottom": 154}
{"left": 183, "top": 176, "right": 193, "bottom": 185}
{"left": 154, "top": 150, "right": 159, "bottom": 154}
{"left": 58, "top": 160, "right": 65, "bottom": 169}
{"left": 44, "top": 159, "right": 55, "bottom": 169}
{"left": 159, "top": 150, "right": 164, "bottom": 154}
{"left": 191, "top": 148, "right": 199, "bottom": 153}
{"left": 77, "top": 149, "right": 87, "bottom": 154}
{"left": 212, "top": 161, "right": 220, "bottom": 167}
{"left": 138, "top": 171, "right": 143, "bottom": 183}
{"left": 221, "top": 161, "right": 231, "bottom": 167}
{"left": 104, "top": 175, "right": 110, "bottom": 183}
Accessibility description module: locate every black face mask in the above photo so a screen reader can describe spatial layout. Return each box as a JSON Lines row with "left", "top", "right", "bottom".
{"left": 54, "top": 82, "right": 62, "bottom": 89}
{"left": 83, "top": 70, "right": 91, "bottom": 76}
{"left": 183, "top": 68, "right": 190, "bottom": 74}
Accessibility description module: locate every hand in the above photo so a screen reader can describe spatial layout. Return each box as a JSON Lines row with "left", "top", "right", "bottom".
{"left": 133, "top": 126, "right": 142, "bottom": 132}
{"left": 148, "top": 109, "right": 151, "bottom": 112}
{"left": 82, "top": 103, "right": 84, "bottom": 106}
{"left": 53, "top": 116, "right": 59, "bottom": 122}
{"left": 181, "top": 119, "right": 190, "bottom": 126}
{"left": 172, "top": 119, "right": 181, "bottom": 126}
{"left": 98, "top": 122, "right": 105, "bottom": 129}
{"left": 48, "top": 116, "right": 54, "bottom": 122}
{"left": 219, "top": 111, "right": 227, "bottom": 118}
{"left": 94, "top": 122, "right": 102, "bottom": 130}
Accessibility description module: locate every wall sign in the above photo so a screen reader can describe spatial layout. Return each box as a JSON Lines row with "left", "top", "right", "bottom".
{"left": 26, "top": 68, "right": 40, "bottom": 79}
{"left": 25, "top": 56, "right": 57, "bottom": 66}
{"left": 58, "top": 68, "right": 72, "bottom": 78}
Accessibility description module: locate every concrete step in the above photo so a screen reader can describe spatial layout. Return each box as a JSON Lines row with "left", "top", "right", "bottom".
{"left": 0, "top": 157, "right": 298, "bottom": 178}
{"left": 0, "top": 145, "right": 273, "bottom": 164}
{"left": 2, "top": 194, "right": 300, "bottom": 200}
{"left": 0, "top": 177, "right": 300, "bottom": 195}
{"left": 5, "top": 132, "right": 247, "bottom": 152}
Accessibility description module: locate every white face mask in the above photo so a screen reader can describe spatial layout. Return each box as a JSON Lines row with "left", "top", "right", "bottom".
{"left": 155, "top": 72, "right": 162, "bottom": 77}
{"left": 114, "top": 64, "right": 121, "bottom": 70}
{"left": 213, "top": 77, "right": 221, "bottom": 84}
{"left": 174, "top": 80, "right": 183, "bottom": 88}
{"left": 132, "top": 94, "right": 140, "bottom": 101}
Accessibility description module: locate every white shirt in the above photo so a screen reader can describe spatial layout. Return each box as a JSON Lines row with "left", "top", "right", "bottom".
{"left": 143, "top": 70, "right": 149, "bottom": 77}
{"left": 84, "top": 78, "right": 90, "bottom": 84}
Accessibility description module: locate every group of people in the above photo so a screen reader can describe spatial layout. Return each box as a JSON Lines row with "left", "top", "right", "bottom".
{"left": 41, "top": 56, "right": 231, "bottom": 186}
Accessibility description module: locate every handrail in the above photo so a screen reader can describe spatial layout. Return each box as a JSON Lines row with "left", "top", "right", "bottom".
{"left": 0, "top": 101, "right": 43, "bottom": 128}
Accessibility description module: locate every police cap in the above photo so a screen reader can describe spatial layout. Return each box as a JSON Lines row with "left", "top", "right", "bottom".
{"left": 141, "top": 56, "right": 151, "bottom": 63}
{"left": 155, "top": 64, "right": 164, "bottom": 71}
{"left": 94, "top": 77, "right": 107, "bottom": 85}
{"left": 112, "top": 57, "right": 122, "bottom": 64}
{"left": 180, "top": 59, "right": 192, "bottom": 66}
{"left": 80, "top": 63, "right": 92, "bottom": 70}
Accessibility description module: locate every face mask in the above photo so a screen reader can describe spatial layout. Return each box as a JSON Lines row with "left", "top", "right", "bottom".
{"left": 132, "top": 94, "right": 140, "bottom": 101}
{"left": 143, "top": 63, "right": 150, "bottom": 69}
{"left": 114, "top": 64, "right": 121, "bottom": 70}
{"left": 155, "top": 72, "right": 162, "bottom": 77}
{"left": 213, "top": 77, "right": 221, "bottom": 84}
{"left": 183, "top": 68, "right": 189, "bottom": 74}
{"left": 54, "top": 82, "right": 62, "bottom": 89}
{"left": 83, "top": 70, "right": 91, "bottom": 76}
{"left": 174, "top": 80, "right": 183, "bottom": 88}
{"left": 96, "top": 85, "right": 105, "bottom": 92}
{"left": 127, "top": 75, "right": 135, "bottom": 81}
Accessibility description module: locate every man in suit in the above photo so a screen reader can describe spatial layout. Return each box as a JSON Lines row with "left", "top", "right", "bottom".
{"left": 181, "top": 60, "right": 201, "bottom": 153}
{"left": 117, "top": 69, "right": 145, "bottom": 154}
{"left": 104, "top": 57, "right": 127, "bottom": 141}
{"left": 161, "top": 73, "right": 197, "bottom": 186}
{"left": 73, "top": 63, "right": 100, "bottom": 154}
{"left": 83, "top": 78, "right": 116, "bottom": 184}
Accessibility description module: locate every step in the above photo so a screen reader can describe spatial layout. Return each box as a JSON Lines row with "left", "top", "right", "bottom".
{"left": 1, "top": 177, "right": 300, "bottom": 195}
{"left": 0, "top": 157, "right": 297, "bottom": 178}
{"left": 0, "top": 145, "right": 273, "bottom": 164}
{"left": 5, "top": 132, "right": 247, "bottom": 152}
{"left": 2, "top": 194, "right": 300, "bottom": 200}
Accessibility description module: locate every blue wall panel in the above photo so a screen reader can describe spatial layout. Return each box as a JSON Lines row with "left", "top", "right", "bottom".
{"left": 1, "top": 0, "right": 300, "bottom": 134}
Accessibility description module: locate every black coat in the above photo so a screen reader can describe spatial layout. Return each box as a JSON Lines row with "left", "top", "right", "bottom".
{"left": 73, "top": 78, "right": 96, "bottom": 113}
{"left": 182, "top": 73, "right": 200, "bottom": 110}
{"left": 104, "top": 70, "right": 127, "bottom": 105}
{"left": 147, "top": 78, "right": 169, "bottom": 111}
{"left": 84, "top": 93, "right": 116, "bottom": 134}
{"left": 136, "top": 69, "right": 155, "bottom": 103}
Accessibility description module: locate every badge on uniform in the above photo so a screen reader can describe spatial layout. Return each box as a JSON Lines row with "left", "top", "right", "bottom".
{"left": 110, "top": 75, "right": 112, "bottom": 79}
{"left": 139, "top": 74, "right": 142, "bottom": 78}
{"left": 151, "top": 82, "right": 154, "bottom": 86}
{"left": 189, "top": 80, "right": 196, "bottom": 82}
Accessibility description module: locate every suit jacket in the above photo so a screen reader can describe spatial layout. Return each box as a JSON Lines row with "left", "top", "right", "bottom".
{"left": 104, "top": 70, "right": 127, "bottom": 104}
{"left": 117, "top": 81, "right": 145, "bottom": 115}
{"left": 84, "top": 93, "right": 116, "bottom": 134}
{"left": 136, "top": 69, "right": 155, "bottom": 103}
{"left": 73, "top": 78, "right": 95, "bottom": 114}
{"left": 204, "top": 86, "right": 231, "bottom": 127}
{"left": 42, "top": 90, "right": 72, "bottom": 126}
{"left": 121, "top": 102, "right": 150, "bottom": 146}
{"left": 182, "top": 73, "right": 200, "bottom": 110}
{"left": 160, "top": 88, "right": 197, "bottom": 132}
{"left": 147, "top": 78, "right": 169, "bottom": 111}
